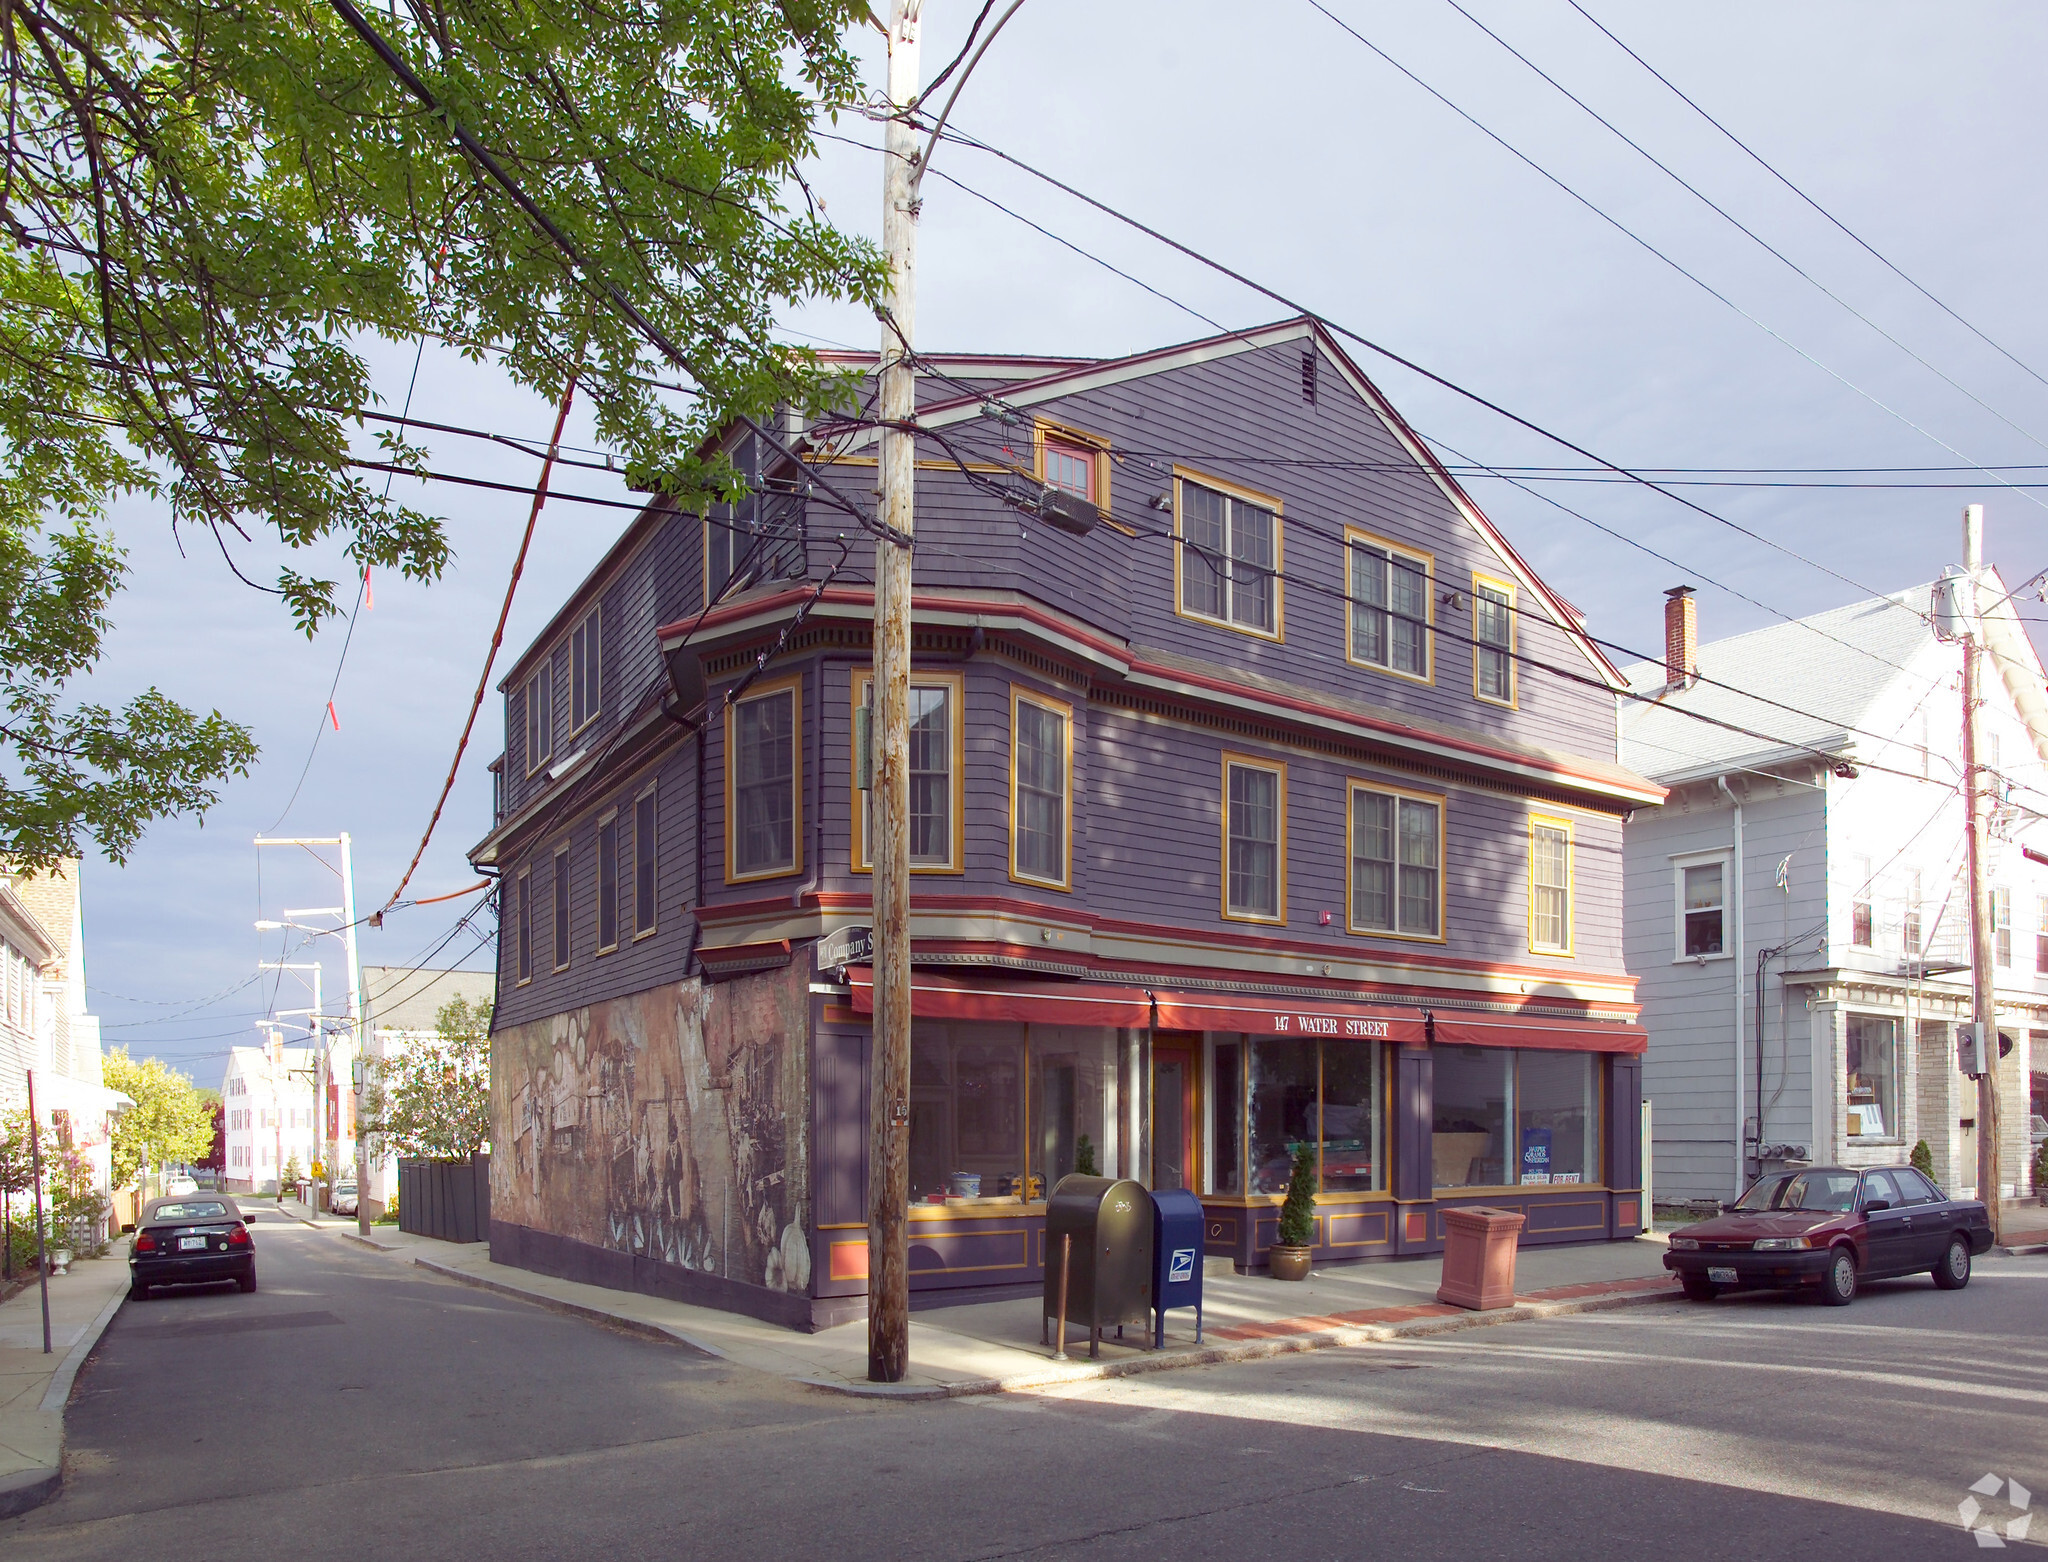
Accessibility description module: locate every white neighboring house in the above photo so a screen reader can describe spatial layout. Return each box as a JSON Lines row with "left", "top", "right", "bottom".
{"left": 221, "top": 1039, "right": 317, "bottom": 1196}
{"left": 1622, "top": 579, "right": 2046, "bottom": 1206}
{"left": 361, "top": 966, "right": 494, "bottom": 1218}
{"left": 1, "top": 862, "right": 122, "bottom": 1219}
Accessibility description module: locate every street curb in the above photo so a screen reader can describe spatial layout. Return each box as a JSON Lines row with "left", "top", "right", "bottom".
{"left": 408, "top": 1256, "right": 734, "bottom": 1362}
{"left": 274, "top": 1205, "right": 406, "bottom": 1254}
{"left": 408, "top": 1251, "right": 1680, "bottom": 1401}
{"left": 0, "top": 1277, "right": 129, "bottom": 1519}
{"left": 1994, "top": 1242, "right": 2048, "bottom": 1257}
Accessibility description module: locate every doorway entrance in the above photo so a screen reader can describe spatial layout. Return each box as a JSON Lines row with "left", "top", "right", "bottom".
{"left": 1152, "top": 1035, "right": 1200, "bottom": 1192}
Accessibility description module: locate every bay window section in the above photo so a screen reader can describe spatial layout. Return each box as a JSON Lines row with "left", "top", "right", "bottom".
{"left": 727, "top": 678, "right": 800, "bottom": 881}
{"left": 1010, "top": 690, "right": 1071, "bottom": 889}
{"left": 1845, "top": 1014, "right": 1897, "bottom": 1139}
{"left": 855, "top": 672, "right": 962, "bottom": 872}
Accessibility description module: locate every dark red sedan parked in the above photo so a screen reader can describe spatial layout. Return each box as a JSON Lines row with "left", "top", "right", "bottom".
{"left": 1663, "top": 1165, "right": 1993, "bottom": 1306}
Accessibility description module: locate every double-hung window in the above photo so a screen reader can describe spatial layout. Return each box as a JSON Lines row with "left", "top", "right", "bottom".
{"left": 1851, "top": 855, "right": 1874, "bottom": 948}
{"left": 515, "top": 866, "right": 532, "bottom": 984}
{"left": 1348, "top": 781, "right": 1441, "bottom": 939}
{"left": 1473, "top": 575, "right": 1515, "bottom": 705}
{"left": 727, "top": 677, "right": 801, "bottom": 881}
{"left": 1529, "top": 815, "right": 1572, "bottom": 955}
{"left": 553, "top": 845, "right": 572, "bottom": 970}
{"left": 597, "top": 809, "right": 620, "bottom": 953}
{"left": 1993, "top": 886, "right": 2012, "bottom": 967}
{"left": 634, "top": 787, "right": 658, "bottom": 938}
{"left": 1903, "top": 871, "right": 1923, "bottom": 957}
{"left": 1223, "top": 756, "right": 1286, "bottom": 923}
{"left": 1010, "top": 689, "right": 1071, "bottom": 889}
{"left": 1347, "top": 532, "right": 1431, "bottom": 678}
{"left": 1178, "top": 476, "right": 1280, "bottom": 637}
{"left": 1676, "top": 856, "right": 1726, "bottom": 957}
{"left": 570, "top": 606, "right": 601, "bottom": 734}
{"left": 523, "top": 664, "right": 553, "bottom": 776}
{"left": 854, "top": 671, "right": 964, "bottom": 873}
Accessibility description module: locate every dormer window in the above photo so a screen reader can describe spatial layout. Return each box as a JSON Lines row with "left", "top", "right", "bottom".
{"left": 1043, "top": 441, "right": 1094, "bottom": 498}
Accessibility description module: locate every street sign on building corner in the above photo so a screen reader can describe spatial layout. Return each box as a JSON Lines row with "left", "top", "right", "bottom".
{"left": 815, "top": 924, "right": 873, "bottom": 976}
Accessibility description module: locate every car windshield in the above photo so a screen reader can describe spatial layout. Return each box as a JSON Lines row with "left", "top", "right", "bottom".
{"left": 1730, "top": 1174, "right": 1793, "bottom": 1211}
{"left": 1774, "top": 1172, "right": 1860, "bottom": 1213}
{"left": 150, "top": 1201, "right": 230, "bottom": 1222}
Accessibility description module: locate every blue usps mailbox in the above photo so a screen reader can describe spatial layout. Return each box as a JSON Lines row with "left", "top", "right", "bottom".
{"left": 1150, "top": 1188, "right": 1205, "bottom": 1348}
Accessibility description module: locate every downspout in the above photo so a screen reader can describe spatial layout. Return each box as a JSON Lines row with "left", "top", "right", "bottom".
{"left": 1715, "top": 775, "right": 1745, "bottom": 1198}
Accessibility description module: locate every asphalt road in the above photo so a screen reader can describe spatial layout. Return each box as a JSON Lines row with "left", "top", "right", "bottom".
{"left": 6, "top": 1218, "right": 2043, "bottom": 1560}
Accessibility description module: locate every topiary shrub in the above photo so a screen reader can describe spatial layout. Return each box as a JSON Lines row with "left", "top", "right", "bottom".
{"left": 1277, "top": 1141, "right": 1317, "bottom": 1248}
{"left": 1073, "top": 1134, "right": 1099, "bottom": 1177}
{"left": 1909, "top": 1139, "right": 1934, "bottom": 1179}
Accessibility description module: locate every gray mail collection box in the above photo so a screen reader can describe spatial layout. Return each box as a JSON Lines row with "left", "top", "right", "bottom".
{"left": 1149, "top": 1187, "right": 1205, "bottom": 1347}
{"left": 1043, "top": 1176, "right": 1154, "bottom": 1358}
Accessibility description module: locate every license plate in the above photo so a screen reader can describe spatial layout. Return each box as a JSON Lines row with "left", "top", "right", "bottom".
{"left": 179, "top": 1236, "right": 207, "bottom": 1251}
{"left": 1707, "top": 1266, "right": 1738, "bottom": 1284}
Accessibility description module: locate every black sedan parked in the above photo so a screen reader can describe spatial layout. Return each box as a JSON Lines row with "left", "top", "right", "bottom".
{"left": 128, "top": 1196, "right": 257, "bottom": 1299}
{"left": 1663, "top": 1165, "right": 1993, "bottom": 1305}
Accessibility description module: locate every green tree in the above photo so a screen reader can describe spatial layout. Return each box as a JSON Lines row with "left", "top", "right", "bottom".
{"left": 368, "top": 993, "right": 491, "bottom": 1160}
{"left": 1277, "top": 1141, "right": 1317, "bottom": 1248}
{"left": 0, "top": 1108, "right": 51, "bottom": 1277}
{"left": 103, "top": 1047, "right": 214, "bottom": 1188}
{"left": 1, "top": 0, "right": 882, "bottom": 868}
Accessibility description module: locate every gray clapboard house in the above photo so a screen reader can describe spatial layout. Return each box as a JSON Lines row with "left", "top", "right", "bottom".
{"left": 1622, "top": 581, "right": 2047, "bottom": 1208}
{"left": 469, "top": 319, "right": 1663, "bottom": 1329}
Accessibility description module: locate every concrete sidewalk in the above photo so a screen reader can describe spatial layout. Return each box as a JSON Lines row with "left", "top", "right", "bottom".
{"left": 0, "top": 1254, "right": 129, "bottom": 1518}
{"left": 277, "top": 1202, "right": 1679, "bottom": 1400}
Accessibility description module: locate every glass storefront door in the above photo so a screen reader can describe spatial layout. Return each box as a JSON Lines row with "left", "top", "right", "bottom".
{"left": 1153, "top": 1037, "right": 1199, "bottom": 1191}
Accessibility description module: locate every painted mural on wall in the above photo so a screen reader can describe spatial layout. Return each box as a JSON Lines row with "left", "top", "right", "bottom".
{"left": 491, "top": 964, "right": 811, "bottom": 1295}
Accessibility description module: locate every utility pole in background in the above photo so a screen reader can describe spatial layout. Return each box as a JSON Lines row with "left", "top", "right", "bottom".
{"left": 868, "top": 0, "right": 921, "bottom": 1385}
{"left": 1960, "top": 504, "right": 2004, "bottom": 1239}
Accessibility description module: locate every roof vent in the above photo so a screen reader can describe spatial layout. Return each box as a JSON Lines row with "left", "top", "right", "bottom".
{"left": 1300, "top": 348, "right": 1318, "bottom": 406}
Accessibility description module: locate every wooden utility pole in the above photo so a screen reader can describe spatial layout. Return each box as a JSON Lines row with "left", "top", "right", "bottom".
{"left": 868, "top": 0, "right": 921, "bottom": 1384}
{"left": 1961, "top": 503, "right": 2003, "bottom": 1238}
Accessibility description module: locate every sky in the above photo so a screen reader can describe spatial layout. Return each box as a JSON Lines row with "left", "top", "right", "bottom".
{"left": 68, "top": 0, "right": 2048, "bottom": 1085}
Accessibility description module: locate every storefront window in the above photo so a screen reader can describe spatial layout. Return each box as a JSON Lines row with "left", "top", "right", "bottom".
{"left": 1845, "top": 1015, "right": 1897, "bottom": 1138}
{"left": 1515, "top": 1051, "right": 1597, "bottom": 1185}
{"left": 1432, "top": 1047, "right": 1602, "bottom": 1188}
{"left": 1211, "top": 1040, "right": 1244, "bottom": 1194}
{"left": 1029, "top": 1026, "right": 1117, "bottom": 1198}
{"left": 1246, "top": 1038, "right": 1383, "bottom": 1194}
{"left": 1433, "top": 1047, "right": 1510, "bottom": 1189}
{"left": 909, "top": 1022, "right": 1025, "bottom": 1202}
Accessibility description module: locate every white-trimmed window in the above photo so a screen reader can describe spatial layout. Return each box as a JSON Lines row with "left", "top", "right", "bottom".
{"left": 1347, "top": 532, "right": 1431, "bottom": 679}
{"left": 523, "top": 664, "right": 553, "bottom": 776}
{"left": 1851, "top": 855, "right": 1874, "bottom": 948}
{"left": 1010, "top": 688, "right": 1072, "bottom": 889}
{"left": 597, "top": 808, "right": 620, "bottom": 954}
{"left": 1674, "top": 853, "right": 1728, "bottom": 959}
{"left": 1473, "top": 575, "right": 1515, "bottom": 705}
{"left": 727, "top": 677, "right": 801, "bottom": 881}
{"left": 1347, "top": 781, "right": 1442, "bottom": 939}
{"left": 571, "top": 606, "right": 601, "bottom": 733}
{"left": 1529, "top": 815, "right": 1572, "bottom": 955}
{"left": 1223, "top": 755, "right": 1287, "bottom": 923}
{"left": 1177, "top": 474, "right": 1280, "bottom": 637}
{"left": 634, "top": 786, "right": 658, "bottom": 938}
{"left": 854, "top": 670, "right": 965, "bottom": 873}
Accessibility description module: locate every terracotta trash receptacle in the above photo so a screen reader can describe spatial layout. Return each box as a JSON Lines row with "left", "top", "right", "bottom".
{"left": 1435, "top": 1205, "right": 1526, "bottom": 1310}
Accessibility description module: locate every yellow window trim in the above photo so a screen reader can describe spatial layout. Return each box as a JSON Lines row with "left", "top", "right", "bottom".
{"left": 724, "top": 672, "right": 805, "bottom": 885}
{"left": 1008, "top": 685, "right": 1074, "bottom": 891}
{"left": 1172, "top": 466, "right": 1285, "bottom": 643}
{"left": 1220, "top": 751, "right": 1288, "bottom": 925}
{"left": 631, "top": 781, "right": 660, "bottom": 941}
{"left": 850, "top": 668, "right": 967, "bottom": 875}
{"left": 1343, "top": 525, "right": 1436, "bottom": 686}
{"left": 594, "top": 805, "right": 620, "bottom": 955}
{"left": 1528, "top": 811, "right": 1575, "bottom": 957}
{"left": 568, "top": 605, "right": 602, "bottom": 738}
{"left": 1471, "top": 570, "right": 1518, "bottom": 710}
{"left": 1343, "top": 777, "right": 1447, "bottom": 944}
{"left": 551, "top": 843, "right": 572, "bottom": 972}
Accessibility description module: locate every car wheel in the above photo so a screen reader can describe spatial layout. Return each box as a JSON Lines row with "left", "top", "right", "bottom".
{"left": 1931, "top": 1234, "right": 1972, "bottom": 1290}
{"left": 127, "top": 1280, "right": 150, "bottom": 1301}
{"left": 1820, "top": 1246, "right": 1857, "bottom": 1306}
{"left": 237, "top": 1272, "right": 258, "bottom": 1294}
{"left": 1680, "top": 1274, "right": 1718, "bottom": 1302}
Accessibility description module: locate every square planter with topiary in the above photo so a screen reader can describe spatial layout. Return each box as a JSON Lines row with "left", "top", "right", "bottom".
{"left": 1269, "top": 1142, "right": 1316, "bottom": 1280}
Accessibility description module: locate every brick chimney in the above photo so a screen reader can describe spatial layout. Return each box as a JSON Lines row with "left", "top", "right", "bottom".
{"left": 1664, "top": 586, "right": 1697, "bottom": 687}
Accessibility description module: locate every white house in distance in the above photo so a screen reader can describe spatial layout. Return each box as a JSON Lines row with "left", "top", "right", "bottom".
{"left": 361, "top": 965, "right": 494, "bottom": 1218}
{"left": 1622, "top": 574, "right": 2045, "bottom": 1207}
{"left": 1, "top": 862, "right": 121, "bottom": 1216}
{"left": 222, "top": 1036, "right": 317, "bottom": 1196}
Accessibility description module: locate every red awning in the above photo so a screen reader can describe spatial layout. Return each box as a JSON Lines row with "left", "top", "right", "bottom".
{"left": 846, "top": 968, "right": 1151, "bottom": 1029}
{"left": 1430, "top": 1009, "right": 1647, "bottom": 1056}
{"left": 1151, "top": 991, "right": 1425, "bottom": 1044}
